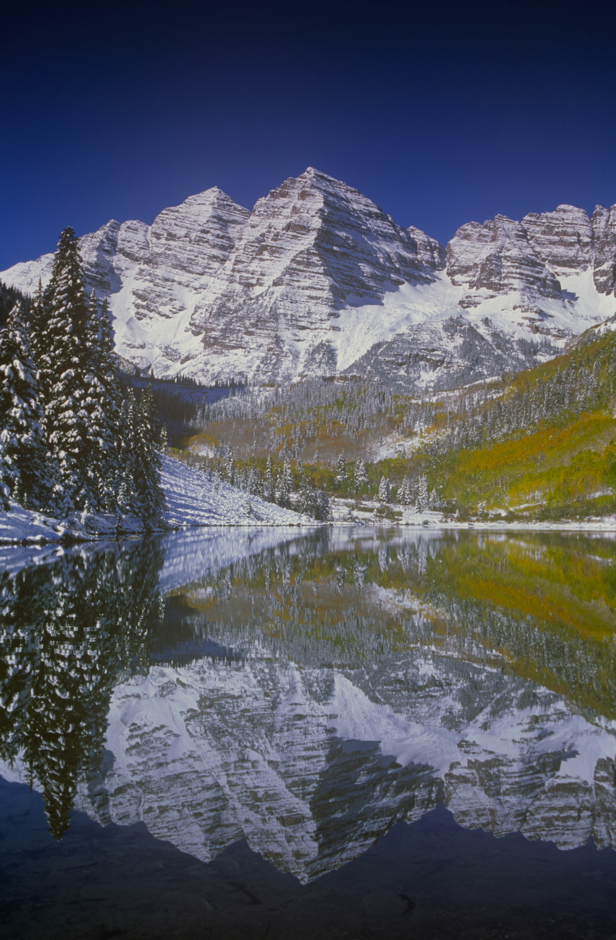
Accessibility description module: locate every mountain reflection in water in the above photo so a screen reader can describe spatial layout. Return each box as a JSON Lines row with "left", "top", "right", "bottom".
{"left": 1, "top": 527, "right": 615, "bottom": 889}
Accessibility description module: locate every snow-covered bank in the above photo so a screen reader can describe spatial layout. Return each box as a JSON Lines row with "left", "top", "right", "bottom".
{"left": 0, "top": 455, "right": 312, "bottom": 545}
{"left": 0, "top": 503, "right": 72, "bottom": 544}
{"left": 329, "top": 496, "right": 616, "bottom": 530}
{"left": 1, "top": 454, "right": 615, "bottom": 547}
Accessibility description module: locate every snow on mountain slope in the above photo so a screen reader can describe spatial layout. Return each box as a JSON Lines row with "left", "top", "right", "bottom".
{"left": 1, "top": 189, "right": 250, "bottom": 374}
{"left": 180, "top": 167, "right": 444, "bottom": 383}
{"left": 2, "top": 172, "right": 616, "bottom": 390}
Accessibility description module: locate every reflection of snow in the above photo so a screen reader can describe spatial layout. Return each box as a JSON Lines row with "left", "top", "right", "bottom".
{"left": 1, "top": 528, "right": 615, "bottom": 882}
{"left": 1, "top": 644, "right": 605, "bottom": 880}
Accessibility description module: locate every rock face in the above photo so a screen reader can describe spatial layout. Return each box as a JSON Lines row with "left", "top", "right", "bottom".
{"left": 2, "top": 171, "right": 616, "bottom": 389}
{"left": 592, "top": 204, "right": 616, "bottom": 294}
{"left": 185, "top": 168, "right": 444, "bottom": 382}
{"left": 521, "top": 205, "right": 594, "bottom": 275}
{"left": 446, "top": 215, "right": 562, "bottom": 300}
{"left": 2, "top": 189, "right": 250, "bottom": 373}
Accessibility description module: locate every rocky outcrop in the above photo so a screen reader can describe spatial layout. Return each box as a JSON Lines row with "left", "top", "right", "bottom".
{"left": 521, "top": 204, "right": 594, "bottom": 275}
{"left": 184, "top": 168, "right": 443, "bottom": 383}
{"left": 344, "top": 315, "right": 555, "bottom": 391}
{"left": 446, "top": 215, "right": 563, "bottom": 300}
{"left": 592, "top": 204, "right": 616, "bottom": 295}
{"left": 447, "top": 203, "right": 616, "bottom": 302}
{"left": 0, "top": 189, "right": 250, "bottom": 372}
{"left": 408, "top": 224, "right": 447, "bottom": 270}
{"left": 127, "top": 189, "right": 250, "bottom": 325}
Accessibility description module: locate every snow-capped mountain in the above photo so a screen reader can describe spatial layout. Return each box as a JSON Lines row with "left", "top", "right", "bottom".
{"left": 2, "top": 170, "right": 616, "bottom": 389}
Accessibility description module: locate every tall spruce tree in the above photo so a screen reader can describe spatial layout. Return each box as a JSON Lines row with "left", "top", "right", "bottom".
{"left": 82, "top": 294, "right": 122, "bottom": 512}
{"left": 118, "top": 388, "right": 165, "bottom": 526}
{"left": 0, "top": 303, "right": 49, "bottom": 509}
{"left": 37, "top": 228, "right": 94, "bottom": 514}
{"left": 28, "top": 282, "right": 50, "bottom": 392}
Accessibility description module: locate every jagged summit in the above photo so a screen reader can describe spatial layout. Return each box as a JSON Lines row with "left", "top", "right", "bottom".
{"left": 1, "top": 171, "right": 615, "bottom": 390}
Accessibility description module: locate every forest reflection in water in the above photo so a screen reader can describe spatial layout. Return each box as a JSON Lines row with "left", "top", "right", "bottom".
{"left": 0, "top": 526, "right": 615, "bottom": 879}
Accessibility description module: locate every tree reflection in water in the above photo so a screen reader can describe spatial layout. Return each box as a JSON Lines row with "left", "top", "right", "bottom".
{"left": 0, "top": 539, "right": 165, "bottom": 838}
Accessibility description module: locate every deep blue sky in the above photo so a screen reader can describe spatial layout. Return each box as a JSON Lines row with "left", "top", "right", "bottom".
{"left": 1, "top": 0, "right": 615, "bottom": 270}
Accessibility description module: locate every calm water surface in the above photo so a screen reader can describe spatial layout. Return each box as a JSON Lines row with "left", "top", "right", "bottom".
{"left": 1, "top": 527, "right": 615, "bottom": 940}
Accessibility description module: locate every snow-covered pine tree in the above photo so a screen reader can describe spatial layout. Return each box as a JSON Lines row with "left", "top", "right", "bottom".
{"left": 417, "top": 474, "right": 430, "bottom": 512}
{"left": 315, "top": 490, "right": 332, "bottom": 521}
{"left": 0, "top": 303, "right": 49, "bottom": 509}
{"left": 263, "top": 455, "right": 275, "bottom": 501}
{"left": 353, "top": 458, "right": 369, "bottom": 494}
{"left": 297, "top": 464, "right": 311, "bottom": 514}
{"left": 28, "top": 282, "right": 50, "bottom": 390}
{"left": 335, "top": 453, "right": 347, "bottom": 487}
{"left": 129, "top": 388, "right": 166, "bottom": 527}
{"left": 223, "top": 448, "right": 235, "bottom": 485}
{"left": 36, "top": 228, "right": 94, "bottom": 515}
{"left": 277, "top": 458, "right": 293, "bottom": 508}
{"left": 378, "top": 476, "right": 390, "bottom": 503}
{"left": 282, "top": 457, "right": 294, "bottom": 495}
{"left": 117, "top": 390, "right": 140, "bottom": 518}
{"left": 82, "top": 294, "right": 122, "bottom": 513}
{"left": 398, "top": 477, "right": 412, "bottom": 505}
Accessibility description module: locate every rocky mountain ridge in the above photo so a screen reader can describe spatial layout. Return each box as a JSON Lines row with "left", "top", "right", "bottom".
{"left": 2, "top": 169, "right": 615, "bottom": 390}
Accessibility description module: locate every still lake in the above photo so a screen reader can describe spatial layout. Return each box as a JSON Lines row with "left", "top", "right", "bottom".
{"left": 0, "top": 527, "right": 615, "bottom": 940}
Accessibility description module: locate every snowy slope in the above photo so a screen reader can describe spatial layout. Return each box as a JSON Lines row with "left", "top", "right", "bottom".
{"left": 161, "top": 454, "right": 312, "bottom": 526}
{"left": 0, "top": 455, "right": 311, "bottom": 546}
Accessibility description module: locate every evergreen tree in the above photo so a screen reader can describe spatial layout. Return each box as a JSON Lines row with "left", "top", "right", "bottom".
{"left": 282, "top": 458, "right": 294, "bottom": 495}
{"left": 119, "top": 388, "right": 166, "bottom": 527}
{"left": 315, "top": 490, "right": 332, "bottom": 521}
{"left": 353, "top": 459, "right": 369, "bottom": 494}
{"left": 335, "top": 453, "right": 347, "bottom": 487}
{"left": 398, "top": 477, "right": 412, "bottom": 506}
{"left": 297, "top": 465, "right": 312, "bottom": 515}
{"left": 81, "top": 294, "right": 122, "bottom": 513}
{"left": 224, "top": 448, "right": 235, "bottom": 485}
{"left": 263, "top": 456, "right": 275, "bottom": 501}
{"left": 277, "top": 458, "right": 293, "bottom": 508}
{"left": 378, "top": 476, "right": 390, "bottom": 503}
{"left": 417, "top": 474, "right": 430, "bottom": 512}
{"left": 36, "top": 229, "right": 94, "bottom": 514}
{"left": 28, "top": 282, "right": 50, "bottom": 383}
{"left": 0, "top": 303, "right": 49, "bottom": 508}
{"left": 117, "top": 390, "right": 141, "bottom": 517}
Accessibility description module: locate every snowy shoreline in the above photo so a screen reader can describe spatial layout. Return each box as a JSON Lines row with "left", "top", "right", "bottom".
{"left": 0, "top": 455, "right": 314, "bottom": 545}
{"left": 1, "top": 454, "right": 615, "bottom": 547}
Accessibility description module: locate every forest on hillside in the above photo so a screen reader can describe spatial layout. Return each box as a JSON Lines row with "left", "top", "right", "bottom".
{"left": 149, "top": 324, "right": 616, "bottom": 521}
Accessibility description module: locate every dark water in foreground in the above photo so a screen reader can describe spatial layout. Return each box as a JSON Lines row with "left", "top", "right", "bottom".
{"left": 0, "top": 527, "right": 615, "bottom": 940}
